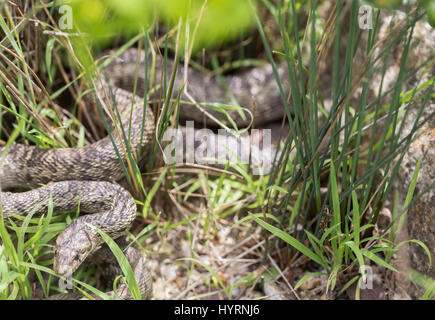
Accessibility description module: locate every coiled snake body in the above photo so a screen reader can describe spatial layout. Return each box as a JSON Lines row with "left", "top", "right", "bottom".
{"left": 0, "top": 48, "right": 289, "bottom": 299}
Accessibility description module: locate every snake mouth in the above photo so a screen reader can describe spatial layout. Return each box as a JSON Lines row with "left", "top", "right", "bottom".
{"left": 54, "top": 229, "right": 94, "bottom": 276}
{"left": 53, "top": 246, "right": 88, "bottom": 276}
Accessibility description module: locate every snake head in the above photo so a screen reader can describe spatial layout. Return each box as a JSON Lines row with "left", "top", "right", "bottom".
{"left": 54, "top": 224, "right": 95, "bottom": 276}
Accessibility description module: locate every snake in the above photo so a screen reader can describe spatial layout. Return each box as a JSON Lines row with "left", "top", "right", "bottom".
{"left": 0, "top": 47, "right": 290, "bottom": 299}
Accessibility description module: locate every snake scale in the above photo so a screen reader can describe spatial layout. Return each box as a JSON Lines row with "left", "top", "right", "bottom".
{"left": 0, "top": 48, "right": 290, "bottom": 299}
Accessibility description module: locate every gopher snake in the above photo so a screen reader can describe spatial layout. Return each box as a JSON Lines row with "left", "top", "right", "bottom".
{"left": 0, "top": 48, "right": 289, "bottom": 299}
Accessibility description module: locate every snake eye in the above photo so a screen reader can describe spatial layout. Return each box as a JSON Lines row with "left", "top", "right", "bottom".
{"left": 73, "top": 255, "right": 80, "bottom": 261}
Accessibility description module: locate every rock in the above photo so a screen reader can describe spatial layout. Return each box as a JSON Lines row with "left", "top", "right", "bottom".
{"left": 399, "top": 101, "right": 435, "bottom": 279}
{"left": 318, "top": 2, "right": 435, "bottom": 298}
{"left": 348, "top": 6, "right": 435, "bottom": 296}
{"left": 394, "top": 18, "right": 435, "bottom": 280}
{"left": 263, "top": 280, "right": 297, "bottom": 300}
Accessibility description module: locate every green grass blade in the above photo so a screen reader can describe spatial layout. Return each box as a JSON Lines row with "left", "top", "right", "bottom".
{"left": 250, "top": 214, "right": 328, "bottom": 269}
{"left": 88, "top": 225, "right": 141, "bottom": 300}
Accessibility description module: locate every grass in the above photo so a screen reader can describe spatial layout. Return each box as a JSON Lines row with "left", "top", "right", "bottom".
{"left": 0, "top": 0, "right": 434, "bottom": 299}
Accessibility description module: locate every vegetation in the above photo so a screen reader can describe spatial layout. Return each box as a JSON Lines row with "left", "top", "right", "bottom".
{"left": 0, "top": 0, "right": 434, "bottom": 299}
